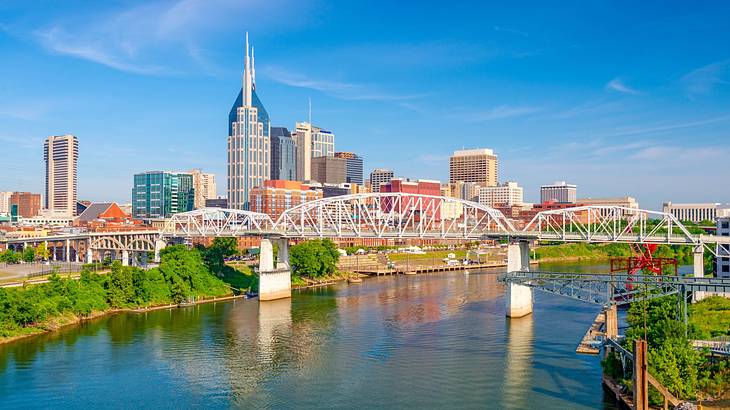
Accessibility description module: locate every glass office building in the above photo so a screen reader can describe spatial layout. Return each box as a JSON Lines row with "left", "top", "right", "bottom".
{"left": 270, "top": 127, "right": 297, "bottom": 181}
{"left": 132, "top": 171, "right": 194, "bottom": 219}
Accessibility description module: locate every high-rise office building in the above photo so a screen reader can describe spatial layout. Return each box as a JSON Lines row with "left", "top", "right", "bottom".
{"left": 227, "top": 33, "right": 270, "bottom": 210}
{"left": 132, "top": 171, "right": 194, "bottom": 219}
{"left": 311, "top": 156, "right": 347, "bottom": 184}
{"left": 189, "top": 169, "right": 217, "bottom": 209}
{"left": 44, "top": 134, "right": 78, "bottom": 216}
{"left": 334, "top": 152, "right": 364, "bottom": 185}
{"left": 478, "top": 182, "right": 524, "bottom": 207}
{"left": 449, "top": 148, "right": 498, "bottom": 187}
{"left": 292, "top": 122, "right": 335, "bottom": 181}
{"left": 0, "top": 191, "right": 11, "bottom": 215}
{"left": 270, "top": 127, "right": 297, "bottom": 181}
{"left": 369, "top": 169, "right": 394, "bottom": 193}
{"left": 540, "top": 181, "right": 577, "bottom": 204}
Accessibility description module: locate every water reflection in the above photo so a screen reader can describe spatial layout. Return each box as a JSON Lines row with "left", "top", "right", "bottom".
{"left": 0, "top": 268, "right": 619, "bottom": 409}
{"left": 503, "top": 314, "right": 534, "bottom": 410}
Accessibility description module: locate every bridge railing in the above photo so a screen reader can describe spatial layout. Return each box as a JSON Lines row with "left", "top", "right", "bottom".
{"left": 273, "top": 193, "right": 516, "bottom": 239}
{"left": 522, "top": 206, "right": 699, "bottom": 245}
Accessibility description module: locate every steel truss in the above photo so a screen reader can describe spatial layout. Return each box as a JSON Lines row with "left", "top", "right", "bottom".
{"left": 501, "top": 271, "right": 730, "bottom": 306}
{"left": 273, "top": 193, "right": 515, "bottom": 239}
{"left": 162, "top": 208, "right": 275, "bottom": 237}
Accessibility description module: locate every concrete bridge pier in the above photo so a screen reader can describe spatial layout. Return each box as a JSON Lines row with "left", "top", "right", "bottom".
{"left": 693, "top": 245, "right": 705, "bottom": 301}
{"left": 154, "top": 240, "right": 166, "bottom": 263}
{"left": 259, "top": 238, "right": 292, "bottom": 301}
{"left": 506, "top": 241, "right": 533, "bottom": 318}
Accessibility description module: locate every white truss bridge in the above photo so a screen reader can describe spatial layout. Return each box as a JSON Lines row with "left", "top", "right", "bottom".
{"left": 161, "top": 193, "right": 730, "bottom": 257}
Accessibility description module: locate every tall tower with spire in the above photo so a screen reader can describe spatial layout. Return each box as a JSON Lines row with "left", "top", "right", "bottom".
{"left": 227, "top": 32, "right": 270, "bottom": 210}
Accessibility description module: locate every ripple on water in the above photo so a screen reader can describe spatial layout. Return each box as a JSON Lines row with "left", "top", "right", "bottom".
{"left": 0, "top": 270, "right": 618, "bottom": 409}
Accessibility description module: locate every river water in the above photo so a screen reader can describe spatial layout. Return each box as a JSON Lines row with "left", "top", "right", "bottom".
{"left": 0, "top": 263, "right": 627, "bottom": 409}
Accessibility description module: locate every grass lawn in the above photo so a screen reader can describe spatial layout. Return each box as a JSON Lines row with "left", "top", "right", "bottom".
{"left": 387, "top": 250, "right": 469, "bottom": 262}
{"left": 221, "top": 263, "right": 257, "bottom": 291}
{"left": 690, "top": 296, "right": 730, "bottom": 339}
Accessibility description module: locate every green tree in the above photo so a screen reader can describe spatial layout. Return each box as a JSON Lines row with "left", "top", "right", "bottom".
{"left": 0, "top": 250, "right": 20, "bottom": 264}
{"left": 290, "top": 239, "right": 340, "bottom": 278}
{"left": 106, "top": 262, "right": 135, "bottom": 308}
{"left": 34, "top": 243, "right": 51, "bottom": 262}
{"left": 21, "top": 247, "right": 35, "bottom": 263}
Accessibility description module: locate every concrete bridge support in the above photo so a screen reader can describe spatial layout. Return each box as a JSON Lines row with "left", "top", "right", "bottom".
{"left": 154, "top": 240, "right": 166, "bottom": 263}
{"left": 259, "top": 238, "right": 292, "bottom": 301}
{"left": 506, "top": 241, "right": 533, "bottom": 318}
{"left": 693, "top": 246, "right": 706, "bottom": 301}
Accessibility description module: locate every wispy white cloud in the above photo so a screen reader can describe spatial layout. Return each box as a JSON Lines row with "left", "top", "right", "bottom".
{"left": 449, "top": 105, "right": 541, "bottom": 122}
{"left": 548, "top": 99, "right": 625, "bottom": 120}
{"left": 31, "top": 0, "right": 302, "bottom": 75}
{"left": 493, "top": 26, "right": 529, "bottom": 37}
{"left": 630, "top": 145, "right": 728, "bottom": 161}
{"left": 0, "top": 100, "right": 59, "bottom": 121}
{"left": 681, "top": 60, "right": 730, "bottom": 96}
{"left": 605, "top": 78, "right": 642, "bottom": 95}
{"left": 263, "top": 65, "right": 428, "bottom": 102}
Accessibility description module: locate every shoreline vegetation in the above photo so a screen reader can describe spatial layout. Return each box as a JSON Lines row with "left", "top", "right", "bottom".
{"left": 0, "top": 241, "right": 252, "bottom": 345}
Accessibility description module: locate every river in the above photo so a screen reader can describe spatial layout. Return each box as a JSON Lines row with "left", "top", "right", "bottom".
{"left": 0, "top": 263, "right": 634, "bottom": 409}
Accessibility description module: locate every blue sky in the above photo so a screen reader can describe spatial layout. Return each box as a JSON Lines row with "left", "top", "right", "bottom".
{"left": 1, "top": 0, "right": 729, "bottom": 210}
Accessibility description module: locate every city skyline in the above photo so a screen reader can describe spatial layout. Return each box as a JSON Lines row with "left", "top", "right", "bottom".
{"left": 1, "top": 1, "right": 729, "bottom": 209}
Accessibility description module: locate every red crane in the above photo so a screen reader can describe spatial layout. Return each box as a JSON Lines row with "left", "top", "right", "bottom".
{"left": 610, "top": 244, "right": 678, "bottom": 290}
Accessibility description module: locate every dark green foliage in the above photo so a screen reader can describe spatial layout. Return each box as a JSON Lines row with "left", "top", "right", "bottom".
{"left": 0, "top": 250, "right": 20, "bottom": 264}
{"left": 290, "top": 239, "right": 340, "bottom": 278}
{"left": 619, "top": 295, "right": 729, "bottom": 402}
{"left": 21, "top": 247, "right": 35, "bottom": 263}
{"left": 0, "top": 246, "right": 232, "bottom": 338}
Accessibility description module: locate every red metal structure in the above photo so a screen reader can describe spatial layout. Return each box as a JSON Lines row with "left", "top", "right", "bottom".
{"left": 610, "top": 244, "right": 678, "bottom": 290}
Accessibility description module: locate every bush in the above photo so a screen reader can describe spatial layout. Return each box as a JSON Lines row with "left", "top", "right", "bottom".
{"left": 290, "top": 239, "right": 340, "bottom": 278}
{"left": 0, "top": 246, "right": 233, "bottom": 339}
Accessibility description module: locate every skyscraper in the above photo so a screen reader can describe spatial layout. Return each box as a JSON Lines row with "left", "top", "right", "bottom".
{"left": 189, "top": 169, "right": 217, "bottom": 209}
{"left": 227, "top": 33, "right": 270, "bottom": 210}
{"left": 270, "top": 127, "right": 297, "bottom": 181}
{"left": 311, "top": 156, "right": 347, "bottom": 184}
{"left": 44, "top": 134, "right": 78, "bottom": 216}
{"left": 449, "top": 148, "right": 498, "bottom": 187}
{"left": 292, "top": 122, "right": 335, "bottom": 181}
{"left": 369, "top": 169, "right": 394, "bottom": 193}
{"left": 132, "top": 171, "right": 194, "bottom": 219}
{"left": 540, "top": 181, "right": 577, "bottom": 204}
{"left": 334, "top": 152, "right": 364, "bottom": 185}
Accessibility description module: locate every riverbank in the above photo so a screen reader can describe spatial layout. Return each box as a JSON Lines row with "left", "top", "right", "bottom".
{"left": 0, "top": 293, "right": 243, "bottom": 346}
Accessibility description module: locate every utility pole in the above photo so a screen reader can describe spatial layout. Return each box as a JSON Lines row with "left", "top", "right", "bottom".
{"left": 633, "top": 339, "right": 648, "bottom": 410}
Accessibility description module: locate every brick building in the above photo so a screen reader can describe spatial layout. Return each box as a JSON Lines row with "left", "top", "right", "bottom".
{"left": 249, "top": 180, "right": 322, "bottom": 220}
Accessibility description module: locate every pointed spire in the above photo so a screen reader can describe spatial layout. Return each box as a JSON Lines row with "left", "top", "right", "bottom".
{"left": 243, "top": 31, "right": 252, "bottom": 106}
{"left": 251, "top": 46, "right": 256, "bottom": 89}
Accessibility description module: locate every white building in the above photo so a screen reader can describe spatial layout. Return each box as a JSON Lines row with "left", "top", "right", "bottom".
{"left": 0, "top": 191, "right": 11, "bottom": 215}
{"left": 369, "top": 169, "right": 394, "bottom": 193}
{"left": 662, "top": 202, "right": 730, "bottom": 223}
{"left": 478, "top": 182, "right": 523, "bottom": 207}
{"left": 44, "top": 134, "right": 78, "bottom": 217}
{"left": 578, "top": 196, "right": 639, "bottom": 210}
{"left": 540, "top": 181, "right": 577, "bottom": 204}
{"left": 292, "top": 122, "right": 335, "bottom": 181}
{"left": 189, "top": 169, "right": 217, "bottom": 209}
{"left": 717, "top": 217, "right": 730, "bottom": 278}
{"left": 227, "top": 33, "right": 270, "bottom": 210}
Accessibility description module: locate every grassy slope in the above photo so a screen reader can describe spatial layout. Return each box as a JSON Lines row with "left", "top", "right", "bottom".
{"left": 690, "top": 296, "right": 730, "bottom": 339}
